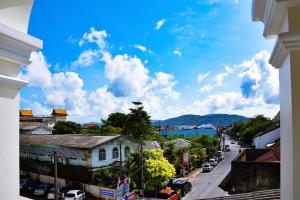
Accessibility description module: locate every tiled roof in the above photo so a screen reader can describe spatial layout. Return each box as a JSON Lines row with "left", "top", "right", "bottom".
{"left": 20, "top": 110, "right": 33, "bottom": 117}
{"left": 255, "top": 141, "right": 280, "bottom": 162}
{"left": 52, "top": 109, "right": 67, "bottom": 116}
{"left": 20, "top": 134, "right": 121, "bottom": 149}
{"left": 200, "top": 189, "right": 280, "bottom": 200}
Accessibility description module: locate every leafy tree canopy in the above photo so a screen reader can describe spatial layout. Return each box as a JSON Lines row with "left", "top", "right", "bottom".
{"left": 126, "top": 149, "right": 175, "bottom": 189}
{"left": 53, "top": 121, "right": 81, "bottom": 135}
{"left": 123, "top": 104, "right": 153, "bottom": 141}
{"left": 102, "top": 112, "right": 127, "bottom": 128}
{"left": 231, "top": 115, "right": 274, "bottom": 145}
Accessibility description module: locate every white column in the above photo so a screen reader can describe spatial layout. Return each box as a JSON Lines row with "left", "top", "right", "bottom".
{"left": 253, "top": 1, "right": 300, "bottom": 199}
{"left": 0, "top": 1, "right": 42, "bottom": 199}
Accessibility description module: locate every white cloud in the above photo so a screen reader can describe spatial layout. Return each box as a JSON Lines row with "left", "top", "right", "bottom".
{"left": 133, "top": 44, "right": 147, "bottom": 52}
{"left": 156, "top": 19, "right": 166, "bottom": 30}
{"left": 72, "top": 49, "right": 99, "bottom": 67}
{"left": 20, "top": 51, "right": 52, "bottom": 88}
{"left": 199, "top": 84, "right": 213, "bottom": 93}
{"left": 197, "top": 72, "right": 210, "bottom": 82}
{"left": 214, "top": 66, "right": 234, "bottom": 86}
{"left": 102, "top": 52, "right": 149, "bottom": 98}
{"left": 173, "top": 48, "right": 182, "bottom": 56}
{"left": 238, "top": 50, "right": 279, "bottom": 104}
{"left": 79, "top": 27, "right": 108, "bottom": 48}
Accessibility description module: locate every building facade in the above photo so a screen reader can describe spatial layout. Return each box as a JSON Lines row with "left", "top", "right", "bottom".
{"left": 0, "top": 0, "right": 43, "bottom": 199}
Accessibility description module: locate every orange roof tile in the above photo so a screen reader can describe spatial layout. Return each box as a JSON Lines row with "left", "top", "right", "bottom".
{"left": 20, "top": 110, "right": 33, "bottom": 117}
{"left": 52, "top": 109, "right": 67, "bottom": 116}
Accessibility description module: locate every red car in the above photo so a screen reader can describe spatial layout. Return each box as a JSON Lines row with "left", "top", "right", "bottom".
{"left": 158, "top": 188, "right": 179, "bottom": 200}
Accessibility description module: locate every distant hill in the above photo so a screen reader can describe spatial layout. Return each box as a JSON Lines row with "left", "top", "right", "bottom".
{"left": 152, "top": 114, "right": 248, "bottom": 127}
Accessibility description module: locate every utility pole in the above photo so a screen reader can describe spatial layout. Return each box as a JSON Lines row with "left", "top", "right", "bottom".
{"left": 140, "top": 143, "right": 144, "bottom": 198}
{"left": 119, "top": 142, "right": 123, "bottom": 176}
{"left": 54, "top": 151, "right": 58, "bottom": 200}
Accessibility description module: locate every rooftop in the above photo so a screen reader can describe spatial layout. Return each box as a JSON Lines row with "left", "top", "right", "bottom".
{"left": 200, "top": 189, "right": 280, "bottom": 200}
{"left": 20, "top": 110, "right": 33, "bottom": 117}
{"left": 20, "top": 134, "right": 121, "bottom": 149}
{"left": 52, "top": 109, "right": 67, "bottom": 116}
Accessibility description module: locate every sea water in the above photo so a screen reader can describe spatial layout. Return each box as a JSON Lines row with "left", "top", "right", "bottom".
{"left": 160, "top": 128, "right": 216, "bottom": 138}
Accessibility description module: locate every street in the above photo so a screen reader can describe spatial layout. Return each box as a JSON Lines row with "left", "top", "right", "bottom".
{"left": 185, "top": 139, "right": 240, "bottom": 200}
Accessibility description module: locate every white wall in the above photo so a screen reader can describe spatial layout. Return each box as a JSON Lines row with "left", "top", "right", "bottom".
{"left": 254, "top": 127, "right": 280, "bottom": 148}
{"left": 91, "top": 139, "right": 139, "bottom": 168}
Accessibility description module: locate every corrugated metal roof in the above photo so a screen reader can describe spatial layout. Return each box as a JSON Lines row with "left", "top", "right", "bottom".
{"left": 20, "top": 134, "right": 121, "bottom": 149}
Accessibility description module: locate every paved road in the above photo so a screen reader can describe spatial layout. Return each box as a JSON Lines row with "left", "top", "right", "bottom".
{"left": 184, "top": 139, "right": 240, "bottom": 200}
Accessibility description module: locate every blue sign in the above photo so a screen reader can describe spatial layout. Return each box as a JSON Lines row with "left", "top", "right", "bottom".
{"left": 100, "top": 189, "right": 115, "bottom": 197}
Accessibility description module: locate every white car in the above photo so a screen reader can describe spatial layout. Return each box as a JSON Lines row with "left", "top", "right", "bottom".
{"left": 203, "top": 164, "right": 213, "bottom": 172}
{"left": 208, "top": 158, "right": 218, "bottom": 167}
{"left": 64, "top": 190, "right": 85, "bottom": 200}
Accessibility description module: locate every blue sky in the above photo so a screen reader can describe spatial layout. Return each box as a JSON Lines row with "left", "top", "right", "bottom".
{"left": 21, "top": 0, "right": 279, "bottom": 122}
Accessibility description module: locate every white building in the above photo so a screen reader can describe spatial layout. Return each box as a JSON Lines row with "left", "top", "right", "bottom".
{"left": 253, "top": 126, "right": 280, "bottom": 149}
{"left": 20, "top": 134, "right": 139, "bottom": 168}
{"left": 252, "top": 1, "right": 300, "bottom": 199}
{"left": 0, "top": 0, "right": 42, "bottom": 199}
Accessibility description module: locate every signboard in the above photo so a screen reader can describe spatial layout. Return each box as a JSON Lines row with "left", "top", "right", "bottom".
{"left": 182, "top": 152, "right": 189, "bottom": 167}
{"left": 99, "top": 188, "right": 115, "bottom": 199}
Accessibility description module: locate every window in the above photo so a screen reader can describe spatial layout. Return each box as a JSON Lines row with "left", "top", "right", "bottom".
{"left": 112, "top": 147, "right": 119, "bottom": 159}
{"left": 125, "top": 146, "right": 130, "bottom": 157}
{"left": 99, "top": 149, "right": 106, "bottom": 160}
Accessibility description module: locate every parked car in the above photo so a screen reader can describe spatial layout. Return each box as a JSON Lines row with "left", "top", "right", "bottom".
{"left": 231, "top": 140, "right": 235, "bottom": 144}
{"left": 24, "top": 180, "right": 40, "bottom": 191}
{"left": 47, "top": 186, "right": 69, "bottom": 199}
{"left": 34, "top": 183, "right": 51, "bottom": 196}
{"left": 225, "top": 144, "right": 230, "bottom": 151}
{"left": 20, "top": 176, "right": 30, "bottom": 190}
{"left": 158, "top": 188, "right": 179, "bottom": 200}
{"left": 202, "top": 163, "right": 213, "bottom": 172}
{"left": 208, "top": 158, "right": 217, "bottom": 167}
{"left": 169, "top": 179, "right": 192, "bottom": 196}
{"left": 212, "top": 156, "right": 221, "bottom": 163}
{"left": 215, "top": 151, "right": 225, "bottom": 160}
{"left": 64, "top": 190, "right": 85, "bottom": 200}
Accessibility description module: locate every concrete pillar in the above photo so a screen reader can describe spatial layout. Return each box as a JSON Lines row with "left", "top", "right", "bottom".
{"left": 0, "top": 1, "right": 42, "bottom": 199}
{"left": 252, "top": 1, "right": 300, "bottom": 199}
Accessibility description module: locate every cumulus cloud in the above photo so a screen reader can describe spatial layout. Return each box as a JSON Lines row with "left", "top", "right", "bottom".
{"left": 197, "top": 72, "right": 210, "bottom": 82}
{"left": 156, "top": 19, "right": 166, "bottom": 30}
{"left": 173, "top": 48, "right": 182, "bottom": 56}
{"left": 214, "top": 66, "right": 234, "bottom": 86}
{"left": 199, "top": 84, "right": 213, "bottom": 93}
{"left": 22, "top": 28, "right": 181, "bottom": 121}
{"left": 79, "top": 27, "right": 108, "bottom": 48}
{"left": 238, "top": 50, "right": 279, "bottom": 104}
{"left": 20, "top": 51, "right": 52, "bottom": 88}
{"left": 72, "top": 49, "right": 99, "bottom": 67}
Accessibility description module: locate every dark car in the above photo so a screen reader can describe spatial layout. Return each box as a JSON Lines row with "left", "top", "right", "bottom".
{"left": 169, "top": 179, "right": 192, "bottom": 196}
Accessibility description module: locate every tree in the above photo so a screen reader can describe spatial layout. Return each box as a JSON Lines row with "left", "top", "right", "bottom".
{"left": 231, "top": 115, "right": 274, "bottom": 145}
{"left": 123, "top": 103, "right": 152, "bottom": 140}
{"left": 102, "top": 112, "right": 127, "bottom": 128}
{"left": 144, "top": 150, "right": 176, "bottom": 190}
{"left": 53, "top": 121, "right": 81, "bottom": 135}
{"left": 126, "top": 149, "right": 175, "bottom": 193}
